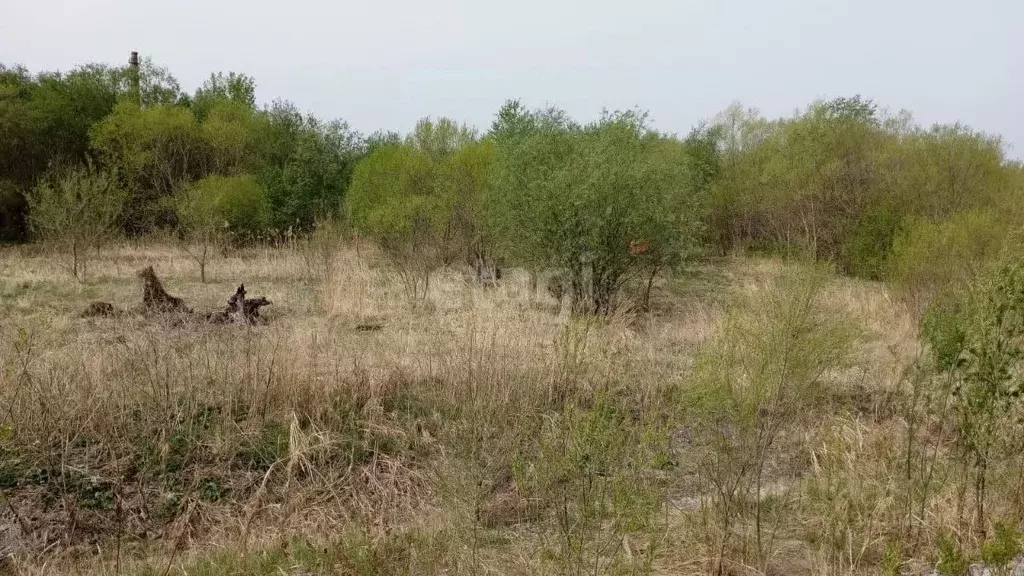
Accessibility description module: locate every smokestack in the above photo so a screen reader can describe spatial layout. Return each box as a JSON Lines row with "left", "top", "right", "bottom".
{"left": 129, "top": 51, "right": 141, "bottom": 108}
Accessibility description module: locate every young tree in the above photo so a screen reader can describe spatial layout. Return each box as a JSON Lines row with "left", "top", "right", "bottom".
{"left": 404, "top": 117, "right": 490, "bottom": 269}
{"left": 0, "top": 63, "right": 122, "bottom": 241}
{"left": 26, "top": 163, "right": 126, "bottom": 279}
{"left": 489, "top": 103, "right": 706, "bottom": 314}
{"left": 176, "top": 174, "right": 270, "bottom": 282}
{"left": 439, "top": 139, "right": 495, "bottom": 276}
{"left": 922, "top": 255, "right": 1024, "bottom": 540}
{"left": 191, "top": 71, "right": 256, "bottom": 120}
{"left": 686, "top": 265, "right": 855, "bottom": 571}
{"left": 347, "top": 144, "right": 447, "bottom": 302}
{"left": 255, "top": 102, "right": 361, "bottom": 233}
{"left": 201, "top": 100, "right": 263, "bottom": 176}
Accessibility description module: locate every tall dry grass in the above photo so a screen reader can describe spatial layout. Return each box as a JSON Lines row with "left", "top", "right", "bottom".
{"left": 0, "top": 241, "right": 1020, "bottom": 575}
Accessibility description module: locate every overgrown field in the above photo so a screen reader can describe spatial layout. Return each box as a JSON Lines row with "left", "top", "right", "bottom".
{"left": 6, "top": 240, "right": 1022, "bottom": 576}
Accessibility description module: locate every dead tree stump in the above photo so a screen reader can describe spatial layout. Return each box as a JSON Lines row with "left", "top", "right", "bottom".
{"left": 207, "top": 284, "right": 272, "bottom": 325}
{"left": 137, "top": 266, "right": 191, "bottom": 314}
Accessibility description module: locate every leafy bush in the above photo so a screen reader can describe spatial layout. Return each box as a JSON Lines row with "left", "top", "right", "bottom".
{"left": 886, "top": 210, "right": 1008, "bottom": 304}
{"left": 26, "top": 163, "right": 126, "bottom": 279}
{"left": 347, "top": 119, "right": 487, "bottom": 300}
{"left": 90, "top": 102, "right": 207, "bottom": 233}
{"left": 176, "top": 174, "right": 269, "bottom": 280}
{"left": 257, "top": 103, "right": 360, "bottom": 232}
{"left": 684, "top": 264, "right": 857, "bottom": 570}
{"left": 923, "top": 257, "right": 1024, "bottom": 539}
{"left": 706, "top": 98, "right": 1016, "bottom": 278}
{"left": 180, "top": 174, "right": 270, "bottom": 243}
{"left": 488, "top": 102, "right": 706, "bottom": 314}
{"left": 347, "top": 144, "right": 447, "bottom": 301}
{"left": 844, "top": 203, "right": 904, "bottom": 280}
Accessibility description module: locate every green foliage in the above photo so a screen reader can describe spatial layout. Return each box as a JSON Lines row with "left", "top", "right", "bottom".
{"left": 201, "top": 100, "right": 264, "bottom": 175}
{"left": 198, "top": 476, "right": 230, "bottom": 502}
{"left": 406, "top": 116, "right": 476, "bottom": 161}
{"left": 489, "top": 102, "right": 705, "bottom": 313}
{"left": 925, "top": 257, "right": 1024, "bottom": 536}
{"left": 935, "top": 533, "right": 968, "bottom": 576}
{"left": 845, "top": 203, "right": 904, "bottom": 280}
{"left": 981, "top": 520, "right": 1022, "bottom": 566}
{"left": 237, "top": 421, "right": 290, "bottom": 471}
{"left": 192, "top": 71, "right": 256, "bottom": 120}
{"left": 260, "top": 115, "right": 360, "bottom": 232}
{"left": 523, "top": 391, "right": 661, "bottom": 574}
{"left": 685, "top": 264, "right": 857, "bottom": 568}
{"left": 348, "top": 143, "right": 447, "bottom": 300}
{"left": 348, "top": 118, "right": 487, "bottom": 298}
{"left": 707, "top": 97, "right": 1017, "bottom": 277}
{"left": 180, "top": 174, "right": 270, "bottom": 243}
{"left": 90, "top": 101, "right": 207, "bottom": 232}
{"left": 887, "top": 210, "right": 1008, "bottom": 302}
{"left": 0, "top": 63, "right": 125, "bottom": 240}
{"left": 438, "top": 138, "right": 494, "bottom": 266}
{"left": 25, "top": 162, "right": 126, "bottom": 278}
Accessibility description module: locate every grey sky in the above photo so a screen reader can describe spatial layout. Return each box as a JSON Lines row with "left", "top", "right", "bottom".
{"left": 3, "top": 0, "right": 1022, "bottom": 156}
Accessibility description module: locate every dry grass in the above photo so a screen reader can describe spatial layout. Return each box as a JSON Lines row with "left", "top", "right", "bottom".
{"left": 0, "top": 241, "right": 1018, "bottom": 575}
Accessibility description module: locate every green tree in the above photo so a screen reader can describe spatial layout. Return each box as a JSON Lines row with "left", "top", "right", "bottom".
{"left": 26, "top": 163, "right": 126, "bottom": 279}
{"left": 439, "top": 139, "right": 495, "bottom": 274}
{"left": 192, "top": 71, "right": 256, "bottom": 120}
{"left": 489, "top": 103, "right": 705, "bottom": 314}
{"left": 686, "top": 265, "right": 855, "bottom": 571}
{"left": 406, "top": 116, "right": 476, "bottom": 162}
{"left": 90, "top": 101, "right": 207, "bottom": 232}
{"left": 923, "top": 256, "right": 1024, "bottom": 540}
{"left": 705, "top": 97, "right": 1019, "bottom": 278}
{"left": 176, "top": 174, "right": 270, "bottom": 282}
{"left": 256, "top": 101, "right": 361, "bottom": 232}
{"left": 886, "top": 210, "right": 1008, "bottom": 308}
{"left": 347, "top": 144, "right": 447, "bottom": 302}
{"left": 201, "top": 100, "right": 263, "bottom": 175}
{"left": 0, "top": 63, "right": 121, "bottom": 241}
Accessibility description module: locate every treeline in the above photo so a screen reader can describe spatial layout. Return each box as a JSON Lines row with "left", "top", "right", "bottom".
{"left": 3, "top": 58, "right": 1023, "bottom": 309}
{"left": 0, "top": 58, "right": 361, "bottom": 242}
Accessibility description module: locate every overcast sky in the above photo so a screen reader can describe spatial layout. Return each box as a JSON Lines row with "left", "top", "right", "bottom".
{"left": 2, "top": 0, "right": 1022, "bottom": 156}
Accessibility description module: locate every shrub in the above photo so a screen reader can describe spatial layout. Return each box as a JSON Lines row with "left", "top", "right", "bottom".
{"left": 488, "top": 103, "right": 706, "bottom": 314}
{"left": 684, "top": 264, "right": 857, "bottom": 571}
{"left": 886, "top": 210, "right": 1008, "bottom": 306}
{"left": 923, "top": 257, "right": 1024, "bottom": 540}
{"left": 844, "top": 203, "right": 904, "bottom": 280}
{"left": 347, "top": 144, "right": 448, "bottom": 302}
{"left": 177, "top": 174, "right": 270, "bottom": 281}
{"left": 25, "top": 162, "right": 126, "bottom": 279}
{"left": 89, "top": 102, "right": 207, "bottom": 233}
{"left": 347, "top": 122, "right": 485, "bottom": 301}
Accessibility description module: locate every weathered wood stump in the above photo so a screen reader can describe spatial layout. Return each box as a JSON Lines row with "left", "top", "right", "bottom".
{"left": 206, "top": 284, "right": 272, "bottom": 325}
{"left": 80, "top": 267, "right": 272, "bottom": 325}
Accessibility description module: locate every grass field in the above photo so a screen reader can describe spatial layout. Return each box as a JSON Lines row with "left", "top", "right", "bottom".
{"left": 1, "top": 240, "right": 1021, "bottom": 575}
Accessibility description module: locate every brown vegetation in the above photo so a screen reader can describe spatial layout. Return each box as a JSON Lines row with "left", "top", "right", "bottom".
{"left": 1, "top": 242, "right": 1022, "bottom": 575}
